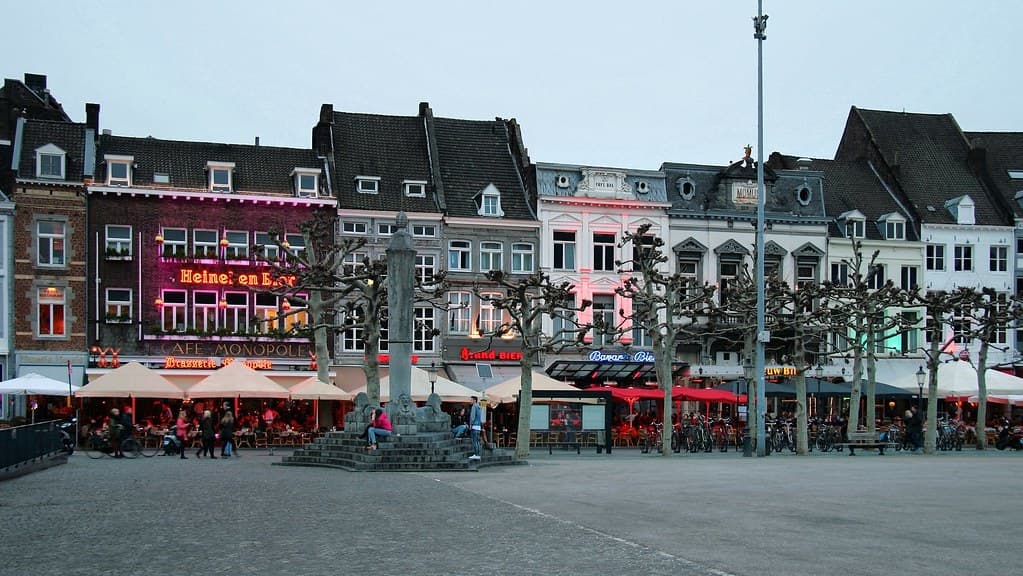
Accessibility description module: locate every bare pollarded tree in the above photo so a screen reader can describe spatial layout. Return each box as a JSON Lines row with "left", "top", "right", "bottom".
{"left": 615, "top": 225, "right": 716, "bottom": 456}
{"left": 474, "top": 270, "right": 591, "bottom": 458}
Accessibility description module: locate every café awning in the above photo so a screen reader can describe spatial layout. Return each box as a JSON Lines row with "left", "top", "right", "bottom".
{"left": 0, "top": 373, "right": 79, "bottom": 396}
{"left": 288, "top": 377, "right": 352, "bottom": 401}
{"left": 545, "top": 359, "right": 687, "bottom": 383}
{"left": 186, "top": 361, "right": 291, "bottom": 398}
{"left": 484, "top": 371, "right": 581, "bottom": 404}
{"left": 76, "top": 362, "right": 185, "bottom": 398}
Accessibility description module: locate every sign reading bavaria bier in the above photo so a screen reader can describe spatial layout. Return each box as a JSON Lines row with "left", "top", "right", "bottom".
{"left": 588, "top": 350, "right": 655, "bottom": 363}
{"left": 178, "top": 268, "right": 296, "bottom": 288}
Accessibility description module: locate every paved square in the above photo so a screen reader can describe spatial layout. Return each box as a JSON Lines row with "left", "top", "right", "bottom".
{"left": 1, "top": 448, "right": 1019, "bottom": 576}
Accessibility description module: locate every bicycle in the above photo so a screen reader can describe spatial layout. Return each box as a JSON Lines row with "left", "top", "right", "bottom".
{"left": 641, "top": 423, "right": 664, "bottom": 454}
{"left": 85, "top": 430, "right": 142, "bottom": 459}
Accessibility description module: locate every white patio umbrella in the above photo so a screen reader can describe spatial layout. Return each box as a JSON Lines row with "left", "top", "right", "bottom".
{"left": 889, "top": 360, "right": 1023, "bottom": 398}
{"left": 0, "top": 373, "right": 79, "bottom": 396}
{"left": 288, "top": 377, "right": 352, "bottom": 429}
{"left": 350, "top": 366, "right": 478, "bottom": 403}
{"left": 483, "top": 371, "right": 580, "bottom": 404}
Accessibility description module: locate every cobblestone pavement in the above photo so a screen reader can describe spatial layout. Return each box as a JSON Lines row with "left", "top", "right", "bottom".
{"left": 2, "top": 448, "right": 1020, "bottom": 576}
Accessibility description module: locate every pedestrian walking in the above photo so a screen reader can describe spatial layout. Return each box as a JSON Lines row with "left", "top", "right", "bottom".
{"left": 220, "top": 410, "right": 236, "bottom": 458}
{"left": 197, "top": 410, "right": 217, "bottom": 459}
{"left": 175, "top": 409, "right": 190, "bottom": 459}
{"left": 907, "top": 406, "right": 923, "bottom": 453}
{"left": 468, "top": 396, "right": 482, "bottom": 461}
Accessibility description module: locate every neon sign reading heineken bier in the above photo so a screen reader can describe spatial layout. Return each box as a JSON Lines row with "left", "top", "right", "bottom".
{"left": 178, "top": 268, "right": 296, "bottom": 288}
{"left": 588, "top": 350, "right": 655, "bottom": 363}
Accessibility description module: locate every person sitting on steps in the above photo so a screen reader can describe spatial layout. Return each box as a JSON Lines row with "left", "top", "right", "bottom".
{"left": 365, "top": 408, "right": 392, "bottom": 451}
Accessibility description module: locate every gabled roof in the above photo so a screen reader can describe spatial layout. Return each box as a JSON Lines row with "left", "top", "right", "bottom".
{"left": 843, "top": 108, "right": 1006, "bottom": 226}
{"left": 964, "top": 131, "right": 1023, "bottom": 218}
{"left": 434, "top": 117, "right": 533, "bottom": 220}
{"left": 0, "top": 75, "right": 70, "bottom": 141}
{"left": 331, "top": 111, "right": 434, "bottom": 213}
{"left": 97, "top": 135, "right": 324, "bottom": 196}
{"left": 17, "top": 119, "right": 87, "bottom": 181}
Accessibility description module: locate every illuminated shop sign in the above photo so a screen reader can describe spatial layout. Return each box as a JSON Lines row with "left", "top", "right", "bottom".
{"left": 178, "top": 268, "right": 296, "bottom": 288}
{"left": 163, "top": 357, "right": 274, "bottom": 370}
{"left": 153, "top": 341, "right": 310, "bottom": 359}
{"left": 765, "top": 366, "right": 797, "bottom": 377}
{"left": 377, "top": 354, "right": 420, "bottom": 365}
{"left": 588, "top": 350, "right": 655, "bottom": 363}
{"left": 460, "top": 347, "right": 523, "bottom": 361}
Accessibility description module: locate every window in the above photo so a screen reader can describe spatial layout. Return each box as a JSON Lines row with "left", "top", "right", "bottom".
{"left": 342, "top": 306, "right": 365, "bottom": 351}
{"left": 448, "top": 292, "right": 472, "bottom": 334}
{"left": 900, "top": 312, "right": 919, "bottom": 354}
{"left": 632, "top": 326, "right": 653, "bottom": 347}
{"left": 293, "top": 169, "right": 319, "bottom": 198}
{"left": 379, "top": 310, "right": 389, "bottom": 352}
{"left": 193, "top": 291, "right": 219, "bottom": 333}
{"left": 593, "top": 233, "right": 616, "bottom": 272}
{"left": 718, "top": 259, "right": 741, "bottom": 305}
{"left": 551, "top": 297, "right": 577, "bottom": 344}
{"left": 926, "top": 244, "right": 945, "bottom": 271}
{"left": 885, "top": 220, "right": 905, "bottom": 240}
{"left": 900, "top": 266, "right": 919, "bottom": 291}
{"left": 479, "top": 294, "right": 503, "bottom": 334}
{"left": 480, "top": 242, "right": 503, "bottom": 272}
{"left": 953, "top": 307, "right": 971, "bottom": 344}
{"left": 512, "top": 243, "right": 534, "bottom": 273}
{"left": 280, "top": 293, "right": 306, "bottom": 333}
{"left": 106, "top": 159, "right": 131, "bottom": 187}
{"left": 994, "top": 296, "right": 1008, "bottom": 345}
{"left": 553, "top": 231, "right": 576, "bottom": 270}
{"left": 679, "top": 258, "right": 701, "bottom": 297}
{"left": 990, "top": 246, "right": 1008, "bottom": 272}
{"left": 105, "top": 288, "right": 132, "bottom": 323}
{"left": 797, "top": 262, "right": 817, "bottom": 312}
{"left": 285, "top": 234, "right": 305, "bottom": 260}
{"left": 416, "top": 255, "right": 436, "bottom": 284}
{"left": 343, "top": 221, "right": 368, "bottom": 235}
{"left": 37, "top": 286, "right": 66, "bottom": 337}
{"left": 342, "top": 252, "right": 366, "bottom": 276}
{"left": 448, "top": 240, "right": 471, "bottom": 271}
{"left": 377, "top": 223, "right": 399, "bottom": 236}
{"left": 207, "top": 162, "right": 235, "bottom": 192}
{"left": 764, "top": 257, "right": 782, "bottom": 279}
{"left": 478, "top": 185, "right": 503, "bottom": 217}
{"left": 36, "top": 220, "right": 66, "bottom": 266}
{"left": 105, "top": 225, "right": 132, "bottom": 257}
{"left": 161, "top": 290, "right": 186, "bottom": 332}
{"left": 224, "top": 292, "right": 249, "bottom": 332}
{"left": 404, "top": 180, "right": 427, "bottom": 197}
{"left": 162, "top": 228, "right": 187, "bottom": 258}
{"left": 255, "top": 232, "right": 279, "bottom": 261}
{"left": 845, "top": 219, "right": 865, "bottom": 238}
{"left": 225, "top": 231, "right": 248, "bottom": 260}
{"left": 954, "top": 245, "right": 973, "bottom": 272}
{"left": 411, "top": 224, "right": 436, "bottom": 237}
{"left": 414, "top": 307, "right": 436, "bottom": 352}
{"left": 1017, "top": 237, "right": 1023, "bottom": 255}
{"left": 35, "top": 144, "right": 65, "bottom": 179}
{"left": 356, "top": 177, "right": 379, "bottom": 194}
{"left": 831, "top": 263, "right": 849, "bottom": 286}
{"left": 632, "top": 235, "right": 656, "bottom": 267}
{"left": 193, "top": 230, "right": 218, "bottom": 259}
{"left": 255, "top": 293, "right": 280, "bottom": 333}
{"left": 590, "top": 294, "right": 616, "bottom": 346}
{"left": 867, "top": 264, "right": 886, "bottom": 290}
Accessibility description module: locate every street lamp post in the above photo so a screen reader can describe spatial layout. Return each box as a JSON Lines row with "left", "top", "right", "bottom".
{"left": 915, "top": 365, "right": 925, "bottom": 413}
{"left": 814, "top": 364, "right": 824, "bottom": 419}
{"left": 428, "top": 361, "right": 438, "bottom": 396}
{"left": 753, "top": 0, "right": 770, "bottom": 457}
{"left": 742, "top": 360, "right": 754, "bottom": 457}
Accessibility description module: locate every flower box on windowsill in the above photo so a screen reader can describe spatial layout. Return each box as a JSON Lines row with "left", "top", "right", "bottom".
{"left": 104, "top": 316, "right": 133, "bottom": 324}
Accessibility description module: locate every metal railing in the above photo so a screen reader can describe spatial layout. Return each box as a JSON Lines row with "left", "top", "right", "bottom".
{"left": 0, "top": 420, "right": 62, "bottom": 470}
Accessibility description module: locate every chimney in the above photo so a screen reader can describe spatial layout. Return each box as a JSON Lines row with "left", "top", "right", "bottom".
{"left": 319, "top": 103, "right": 333, "bottom": 124}
{"left": 254, "top": 136, "right": 260, "bottom": 147}
{"left": 967, "top": 137, "right": 986, "bottom": 173}
{"left": 86, "top": 103, "right": 100, "bottom": 133}
{"left": 796, "top": 157, "right": 812, "bottom": 171}
{"left": 312, "top": 104, "right": 334, "bottom": 154}
{"left": 23, "top": 73, "right": 47, "bottom": 95}
{"left": 419, "top": 101, "right": 432, "bottom": 117}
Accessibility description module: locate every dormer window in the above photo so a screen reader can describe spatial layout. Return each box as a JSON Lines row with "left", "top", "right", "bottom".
{"left": 105, "top": 154, "right": 133, "bottom": 187}
{"left": 477, "top": 183, "right": 504, "bottom": 217}
{"left": 35, "top": 144, "right": 66, "bottom": 179}
{"left": 838, "top": 210, "right": 866, "bottom": 239}
{"left": 207, "top": 161, "right": 235, "bottom": 193}
{"left": 404, "top": 180, "right": 427, "bottom": 197}
{"left": 879, "top": 212, "right": 906, "bottom": 240}
{"left": 292, "top": 168, "right": 320, "bottom": 198}
{"left": 356, "top": 176, "right": 380, "bottom": 194}
{"left": 945, "top": 195, "right": 975, "bottom": 225}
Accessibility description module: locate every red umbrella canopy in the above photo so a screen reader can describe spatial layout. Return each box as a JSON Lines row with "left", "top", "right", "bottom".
{"left": 671, "top": 386, "right": 739, "bottom": 403}
{"left": 586, "top": 385, "right": 666, "bottom": 401}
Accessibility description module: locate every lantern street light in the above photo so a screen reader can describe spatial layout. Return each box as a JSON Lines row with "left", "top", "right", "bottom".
{"left": 915, "top": 365, "right": 926, "bottom": 413}
{"left": 427, "top": 361, "right": 438, "bottom": 396}
{"left": 752, "top": 0, "right": 770, "bottom": 457}
{"left": 742, "top": 359, "right": 754, "bottom": 457}
{"left": 814, "top": 364, "right": 824, "bottom": 418}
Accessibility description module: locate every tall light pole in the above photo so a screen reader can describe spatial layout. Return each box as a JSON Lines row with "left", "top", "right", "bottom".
{"left": 753, "top": 1, "right": 769, "bottom": 457}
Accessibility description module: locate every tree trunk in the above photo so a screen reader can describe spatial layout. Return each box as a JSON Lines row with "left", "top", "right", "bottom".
{"left": 865, "top": 352, "right": 877, "bottom": 436}
{"left": 795, "top": 369, "right": 808, "bottom": 455}
{"left": 310, "top": 290, "right": 331, "bottom": 385}
{"left": 362, "top": 287, "right": 382, "bottom": 408}
{"left": 924, "top": 337, "right": 941, "bottom": 454}
{"left": 848, "top": 341, "right": 864, "bottom": 432}
{"left": 657, "top": 341, "right": 674, "bottom": 457}
{"left": 976, "top": 341, "right": 989, "bottom": 450}
{"left": 514, "top": 298, "right": 536, "bottom": 459}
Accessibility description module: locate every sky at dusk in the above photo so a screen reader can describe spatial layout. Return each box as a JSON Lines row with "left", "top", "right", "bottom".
{"left": 4, "top": 0, "right": 1019, "bottom": 169}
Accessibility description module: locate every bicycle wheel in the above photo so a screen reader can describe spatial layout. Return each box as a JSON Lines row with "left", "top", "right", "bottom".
{"left": 121, "top": 437, "right": 142, "bottom": 459}
{"left": 141, "top": 434, "right": 162, "bottom": 458}
{"left": 86, "top": 435, "right": 107, "bottom": 459}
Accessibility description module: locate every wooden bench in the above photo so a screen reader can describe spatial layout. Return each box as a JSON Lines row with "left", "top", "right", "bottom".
{"left": 838, "top": 430, "right": 893, "bottom": 455}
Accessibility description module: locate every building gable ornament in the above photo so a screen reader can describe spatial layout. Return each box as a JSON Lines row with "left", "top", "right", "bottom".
{"left": 764, "top": 240, "right": 787, "bottom": 257}
{"left": 673, "top": 237, "right": 708, "bottom": 254}
{"left": 713, "top": 238, "right": 750, "bottom": 256}
{"left": 791, "top": 242, "right": 824, "bottom": 257}
{"left": 576, "top": 169, "right": 632, "bottom": 200}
